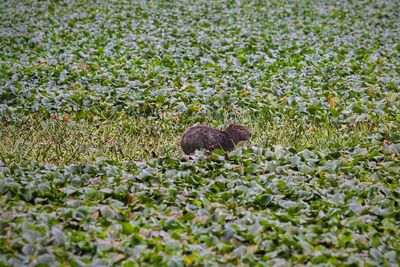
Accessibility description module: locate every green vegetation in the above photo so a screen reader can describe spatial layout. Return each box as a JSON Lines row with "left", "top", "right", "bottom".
{"left": 0, "top": 0, "right": 399, "bottom": 266}
{"left": 1, "top": 114, "right": 374, "bottom": 165}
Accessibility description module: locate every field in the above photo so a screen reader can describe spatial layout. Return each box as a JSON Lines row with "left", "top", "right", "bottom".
{"left": 0, "top": 0, "right": 399, "bottom": 266}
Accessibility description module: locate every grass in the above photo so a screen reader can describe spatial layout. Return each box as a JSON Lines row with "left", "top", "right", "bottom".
{"left": 0, "top": 112, "right": 374, "bottom": 165}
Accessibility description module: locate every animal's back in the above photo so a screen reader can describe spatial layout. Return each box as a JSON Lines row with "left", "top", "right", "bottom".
{"left": 180, "top": 125, "right": 222, "bottom": 155}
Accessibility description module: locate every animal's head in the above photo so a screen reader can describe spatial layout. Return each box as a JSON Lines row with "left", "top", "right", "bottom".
{"left": 225, "top": 124, "right": 252, "bottom": 142}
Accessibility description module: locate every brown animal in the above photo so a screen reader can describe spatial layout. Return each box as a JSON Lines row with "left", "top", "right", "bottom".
{"left": 180, "top": 124, "right": 252, "bottom": 155}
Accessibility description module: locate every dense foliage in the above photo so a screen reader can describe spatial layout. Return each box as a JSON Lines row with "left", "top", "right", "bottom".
{"left": 0, "top": 0, "right": 399, "bottom": 266}
{"left": 1, "top": 145, "right": 399, "bottom": 266}
{"left": 1, "top": 0, "right": 399, "bottom": 125}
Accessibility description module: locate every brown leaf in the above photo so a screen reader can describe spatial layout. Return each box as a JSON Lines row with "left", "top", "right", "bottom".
{"left": 193, "top": 215, "right": 208, "bottom": 224}
{"left": 89, "top": 177, "right": 102, "bottom": 184}
{"left": 383, "top": 140, "right": 391, "bottom": 146}
{"left": 68, "top": 82, "right": 79, "bottom": 90}
{"left": 128, "top": 194, "right": 138, "bottom": 204}
{"left": 62, "top": 115, "right": 69, "bottom": 122}
{"left": 139, "top": 228, "right": 150, "bottom": 237}
{"left": 169, "top": 210, "right": 181, "bottom": 218}
{"left": 110, "top": 253, "right": 126, "bottom": 263}
{"left": 246, "top": 245, "right": 259, "bottom": 254}
{"left": 280, "top": 97, "right": 288, "bottom": 104}
{"left": 90, "top": 210, "right": 99, "bottom": 219}
{"left": 77, "top": 61, "right": 91, "bottom": 71}
{"left": 114, "top": 63, "right": 125, "bottom": 69}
